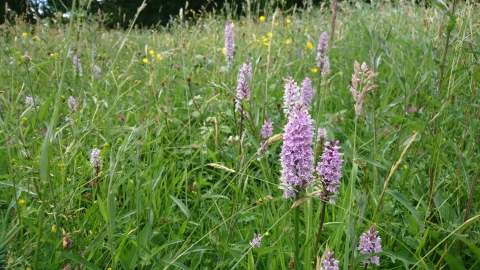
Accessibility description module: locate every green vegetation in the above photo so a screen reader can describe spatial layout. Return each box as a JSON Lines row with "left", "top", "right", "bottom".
{"left": 1, "top": 0, "right": 479, "bottom": 269}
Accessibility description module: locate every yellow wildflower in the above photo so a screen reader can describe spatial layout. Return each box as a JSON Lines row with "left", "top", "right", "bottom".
{"left": 142, "top": 58, "right": 148, "bottom": 64}
{"left": 286, "top": 18, "right": 291, "bottom": 24}
{"left": 285, "top": 39, "right": 291, "bottom": 45}
{"left": 221, "top": 47, "right": 226, "bottom": 55}
{"left": 259, "top": 16, "right": 265, "bottom": 22}
{"left": 307, "top": 41, "right": 314, "bottom": 50}
{"left": 22, "top": 32, "right": 29, "bottom": 37}
{"left": 52, "top": 225, "right": 57, "bottom": 233}
{"left": 267, "top": 32, "right": 273, "bottom": 38}
{"left": 149, "top": 49, "right": 154, "bottom": 56}
{"left": 311, "top": 68, "right": 318, "bottom": 73}
{"left": 265, "top": 231, "right": 270, "bottom": 236}
{"left": 18, "top": 199, "right": 26, "bottom": 206}
{"left": 262, "top": 37, "right": 269, "bottom": 46}
{"left": 156, "top": 54, "right": 163, "bottom": 61}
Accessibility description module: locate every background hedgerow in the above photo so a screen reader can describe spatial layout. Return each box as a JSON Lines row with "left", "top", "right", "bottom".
{"left": 1, "top": 0, "right": 480, "bottom": 269}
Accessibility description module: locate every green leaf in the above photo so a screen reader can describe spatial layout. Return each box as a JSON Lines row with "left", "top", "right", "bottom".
{"left": 416, "top": 227, "right": 429, "bottom": 256}
{"left": 116, "top": 223, "right": 133, "bottom": 269}
{"left": 39, "top": 92, "right": 56, "bottom": 121}
{"left": 259, "top": 246, "right": 282, "bottom": 256}
{"left": 96, "top": 197, "right": 108, "bottom": 223}
{"left": 357, "top": 157, "right": 386, "bottom": 170}
{"left": 170, "top": 195, "right": 190, "bottom": 219}
{"left": 0, "top": 224, "right": 20, "bottom": 248}
{"left": 380, "top": 94, "right": 404, "bottom": 114}
{"left": 383, "top": 250, "right": 417, "bottom": 267}
{"left": 218, "top": 242, "right": 247, "bottom": 269}
{"left": 139, "top": 210, "right": 153, "bottom": 247}
{"left": 341, "top": 162, "right": 358, "bottom": 270}
{"left": 386, "top": 190, "right": 424, "bottom": 232}
{"left": 108, "top": 193, "right": 116, "bottom": 236}
{"left": 159, "top": 259, "right": 189, "bottom": 270}
{"left": 431, "top": 0, "right": 447, "bottom": 10}
{"left": 248, "top": 250, "right": 254, "bottom": 269}
{"left": 219, "top": 125, "right": 232, "bottom": 133}
{"left": 0, "top": 181, "right": 37, "bottom": 196}
{"left": 182, "top": 245, "right": 214, "bottom": 255}
{"left": 354, "top": 250, "right": 416, "bottom": 268}
{"left": 436, "top": 250, "right": 465, "bottom": 270}
{"left": 145, "top": 239, "right": 184, "bottom": 262}
{"left": 190, "top": 250, "right": 204, "bottom": 269}
{"left": 62, "top": 252, "right": 101, "bottom": 270}
{"left": 201, "top": 194, "right": 230, "bottom": 200}
{"left": 455, "top": 235, "right": 480, "bottom": 258}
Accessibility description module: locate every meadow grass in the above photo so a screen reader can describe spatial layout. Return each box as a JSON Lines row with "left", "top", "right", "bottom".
{"left": 1, "top": 0, "right": 480, "bottom": 269}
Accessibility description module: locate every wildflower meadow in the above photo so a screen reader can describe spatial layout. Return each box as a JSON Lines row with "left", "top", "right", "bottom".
{"left": 1, "top": 0, "right": 480, "bottom": 269}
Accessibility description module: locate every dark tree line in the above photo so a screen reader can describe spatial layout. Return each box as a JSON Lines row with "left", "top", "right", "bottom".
{"left": 2, "top": 0, "right": 333, "bottom": 27}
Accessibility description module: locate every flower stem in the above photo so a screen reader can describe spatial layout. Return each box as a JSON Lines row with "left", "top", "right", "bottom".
{"left": 294, "top": 194, "right": 300, "bottom": 270}
{"left": 314, "top": 199, "right": 327, "bottom": 267}
{"left": 239, "top": 108, "right": 244, "bottom": 156}
{"left": 353, "top": 117, "right": 358, "bottom": 158}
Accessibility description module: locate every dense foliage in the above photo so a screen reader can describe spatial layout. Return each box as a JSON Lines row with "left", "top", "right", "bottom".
{"left": 1, "top": 0, "right": 479, "bottom": 269}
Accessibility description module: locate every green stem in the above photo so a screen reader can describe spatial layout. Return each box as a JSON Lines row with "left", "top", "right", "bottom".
{"left": 437, "top": 0, "right": 458, "bottom": 95}
{"left": 314, "top": 200, "right": 327, "bottom": 266}
{"left": 34, "top": 201, "right": 45, "bottom": 268}
{"left": 239, "top": 108, "right": 244, "bottom": 157}
{"left": 24, "top": 61, "right": 40, "bottom": 123}
{"left": 294, "top": 194, "right": 300, "bottom": 270}
{"left": 353, "top": 117, "right": 358, "bottom": 159}
{"left": 463, "top": 169, "right": 478, "bottom": 230}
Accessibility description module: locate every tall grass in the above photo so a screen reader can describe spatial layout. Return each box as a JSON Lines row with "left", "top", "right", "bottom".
{"left": 1, "top": 0, "right": 479, "bottom": 269}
